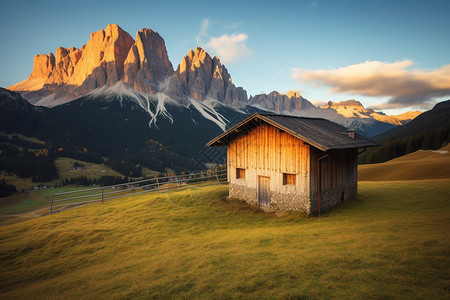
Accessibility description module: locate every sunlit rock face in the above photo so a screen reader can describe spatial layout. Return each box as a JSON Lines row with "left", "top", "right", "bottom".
{"left": 9, "top": 24, "right": 249, "bottom": 108}
{"left": 248, "top": 90, "right": 315, "bottom": 113}
{"left": 322, "top": 100, "right": 421, "bottom": 125}
{"left": 165, "top": 47, "right": 247, "bottom": 106}
{"left": 389, "top": 111, "right": 422, "bottom": 124}
{"left": 8, "top": 24, "right": 175, "bottom": 106}
{"left": 26, "top": 24, "right": 134, "bottom": 88}
{"left": 67, "top": 24, "right": 134, "bottom": 86}
{"left": 123, "top": 28, "right": 174, "bottom": 94}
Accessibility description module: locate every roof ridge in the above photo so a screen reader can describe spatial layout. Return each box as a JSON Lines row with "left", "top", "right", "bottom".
{"left": 257, "top": 113, "right": 327, "bottom": 121}
{"left": 207, "top": 112, "right": 379, "bottom": 150}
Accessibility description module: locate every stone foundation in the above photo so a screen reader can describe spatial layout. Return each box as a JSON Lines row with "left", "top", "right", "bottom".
{"left": 229, "top": 183, "right": 310, "bottom": 213}
{"left": 310, "top": 185, "right": 357, "bottom": 215}
{"left": 229, "top": 183, "right": 356, "bottom": 215}
{"left": 271, "top": 193, "right": 310, "bottom": 213}
{"left": 229, "top": 183, "right": 257, "bottom": 205}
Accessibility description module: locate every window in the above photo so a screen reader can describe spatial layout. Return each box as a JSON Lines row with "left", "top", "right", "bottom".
{"left": 283, "top": 173, "right": 296, "bottom": 185}
{"left": 236, "top": 168, "right": 246, "bottom": 179}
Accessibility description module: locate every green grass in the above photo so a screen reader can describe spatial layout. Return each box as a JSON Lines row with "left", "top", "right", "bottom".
{"left": 3, "top": 198, "right": 41, "bottom": 213}
{"left": 37, "top": 187, "right": 85, "bottom": 197}
{"left": 0, "top": 187, "right": 85, "bottom": 215}
{"left": 54, "top": 157, "right": 124, "bottom": 180}
{"left": 1, "top": 157, "right": 123, "bottom": 192}
{"left": 1, "top": 158, "right": 161, "bottom": 214}
{"left": 141, "top": 167, "right": 160, "bottom": 177}
{"left": 0, "top": 181, "right": 449, "bottom": 299}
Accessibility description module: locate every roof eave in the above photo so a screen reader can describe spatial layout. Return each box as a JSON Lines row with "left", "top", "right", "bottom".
{"left": 206, "top": 113, "right": 379, "bottom": 150}
{"left": 206, "top": 113, "right": 262, "bottom": 147}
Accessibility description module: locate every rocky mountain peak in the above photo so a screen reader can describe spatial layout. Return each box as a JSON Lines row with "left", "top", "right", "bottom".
{"left": 9, "top": 24, "right": 136, "bottom": 105}
{"left": 286, "top": 91, "right": 301, "bottom": 99}
{"left": 165, "top": 46, "right": 246, "bottom": 106}
{"left": 8, "top": 24, "right": 178, "bottom": 105}
{"left": 249, "top": 91, "right": 315, "bottom": 113}
{"left": 177, "top": 47, "right": 211, "bottom": 75}
{"left": 65, "top": 23, "right": 134, "bottom": 86}
{"left": 323, "top": 99, "right": 365, "bottom": 110}
{"left": 123, "top": 28, "right": 174, "bottom": 93}
{"left": 30, "top": 53, "right": 55, "bottom": 80}
{"left": 322, "top": 99, "right": 421, "bottom": 125}
{"left": 8, "top": 25, "right": 249, "bottom": 108}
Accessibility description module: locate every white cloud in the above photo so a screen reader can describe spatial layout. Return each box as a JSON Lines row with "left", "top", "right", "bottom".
{"left": 196, "top": 19, "right": 251, "bottom": 65}
{"left": 292, "top": 60, "right": 450, "bottom": 109}
{"left": 206, "top": 33, "right": 251, "bottom": 65}
{"left": 196, "top": 18, "right": 210, "bottom": 44}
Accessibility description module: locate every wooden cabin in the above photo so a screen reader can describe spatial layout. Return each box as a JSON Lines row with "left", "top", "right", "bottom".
{"left": 207, "top": 113, "right": 378, "bottom": 215}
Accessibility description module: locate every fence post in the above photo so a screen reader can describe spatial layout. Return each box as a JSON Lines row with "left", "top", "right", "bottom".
{"left": 51, "top": 194, "right": 53, "bottom": 215}
{"left": 102, "top": 187, "right": 104, "bottom": 204}
{"left": 156, "top": 178, "right": 161, "bottom": 192}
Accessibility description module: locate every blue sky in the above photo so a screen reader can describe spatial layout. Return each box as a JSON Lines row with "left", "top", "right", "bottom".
{"left": 1, "top": 0, "right": 449, "bottom": 114}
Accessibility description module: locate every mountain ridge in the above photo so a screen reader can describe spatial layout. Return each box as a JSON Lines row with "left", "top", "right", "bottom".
{"left": 6, "top": 23, "right": 420, "bottom": 135}
{"left": 359, "top": 99, "right": 450, "bottom": 164}
{"left": 322, "top": 100, "right": 421, "bottom": 125}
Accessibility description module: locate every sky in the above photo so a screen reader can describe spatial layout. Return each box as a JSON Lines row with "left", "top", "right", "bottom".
{"left": 1, "top": 0, "right": 449, "bottom": 114}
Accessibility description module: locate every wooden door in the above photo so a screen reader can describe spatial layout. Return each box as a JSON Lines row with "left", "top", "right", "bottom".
{"left": 258, "top": 176, "right": 271, "bottom": 207}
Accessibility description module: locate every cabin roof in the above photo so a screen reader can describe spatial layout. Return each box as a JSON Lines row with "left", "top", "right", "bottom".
{"left": 206, "top": 113, "right": 379, "bottom": 151}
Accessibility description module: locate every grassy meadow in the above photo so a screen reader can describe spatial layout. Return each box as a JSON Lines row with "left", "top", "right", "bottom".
{"left": 0, "top": 187, "right": 84, "bottom": 225}
{"left": 54, "top": 157, "right": 124, "bottom": 181}
{"left": 2, "top": 157, "right": 125, "bottom": 191}
{"left": 359, "top": 144, "right": 450, "bottom": 181}
{"left": 0, "top": 157, "right": 163, "bottom": 219}
{"left": 0, "top": 179, "right": 449, "bottom": 299}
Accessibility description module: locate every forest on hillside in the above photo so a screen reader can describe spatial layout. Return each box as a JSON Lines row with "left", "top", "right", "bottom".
{"left": 359, "top": 100, "right": 450, "bottom": 164}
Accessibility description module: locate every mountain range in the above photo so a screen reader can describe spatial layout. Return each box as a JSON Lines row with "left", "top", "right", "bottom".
{"left": 6, "top": 24, "right": 419, "bottom": 133}
{"left": 0, "top": 24, "right": 427, "bottom": 178}
{"left": 359, "top": 99, "right": 450, "bottom": 164}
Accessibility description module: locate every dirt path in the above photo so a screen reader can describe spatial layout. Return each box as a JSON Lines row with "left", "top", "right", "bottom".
{"left": 0, "top": 207, "right": 50, "bottom": 225}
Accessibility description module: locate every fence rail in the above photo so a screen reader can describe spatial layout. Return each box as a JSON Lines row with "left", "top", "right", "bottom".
{"left": 50, "top": 169, "right": 227, "bottom": 214}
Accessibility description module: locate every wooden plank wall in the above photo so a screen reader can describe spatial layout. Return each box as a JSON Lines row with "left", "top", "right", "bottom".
{"left": 310, "top": 148, "right": 358, "bottom": 195}
{"left": 228, "top": 123, "right": 310, "bottom": 193}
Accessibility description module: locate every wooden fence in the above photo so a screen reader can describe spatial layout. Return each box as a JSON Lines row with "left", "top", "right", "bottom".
{"left": 50, "top": 168, "right": 227, "bottom": 214}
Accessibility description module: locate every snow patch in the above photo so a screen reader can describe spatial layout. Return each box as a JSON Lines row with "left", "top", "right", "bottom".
{"left": 203, "top": 98, "right": 247, "bottom": 114}
{"left": 87, "top": 81, "right": 178, "bottom": 128}
{"left": 88, "top": 81, "right": 141, "bottom": 104}
{"left": 189, "top": 98, "right": 229, "bottom": 131}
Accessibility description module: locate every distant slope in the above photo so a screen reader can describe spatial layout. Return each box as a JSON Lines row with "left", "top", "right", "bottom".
{"left": 0, "top": 87, "right": 250, "bottom": 176}
{"left": 359, "top": 100, "right": 450, "bottom": 164}
{"left": 359, "top": 144, "right": 450, "bottom": 181}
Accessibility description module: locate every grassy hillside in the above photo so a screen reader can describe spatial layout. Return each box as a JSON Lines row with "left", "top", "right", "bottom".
{"left": 0, "top": 181, "right": 449, "bottom": 299}
{"left": 0, "top": 187, "right": 83, "bottom": 223}
{"left": 359, "top": 144, "right": 450, "bottom": 181}
{"left": 359, "top": 99, "right": 450, "bottom": 164}
{"left": 54, "top": 157, "right": 123, "bottom": 180}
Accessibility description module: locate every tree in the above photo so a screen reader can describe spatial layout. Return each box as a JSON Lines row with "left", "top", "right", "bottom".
{"left": 0, "top": 178, "right": 17, "bottom": 197}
